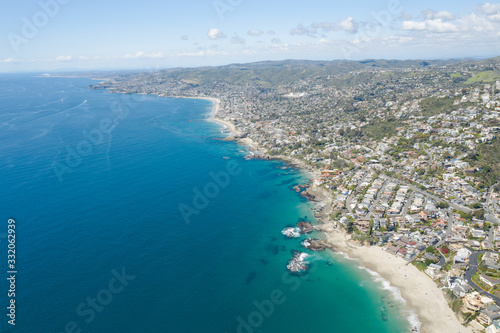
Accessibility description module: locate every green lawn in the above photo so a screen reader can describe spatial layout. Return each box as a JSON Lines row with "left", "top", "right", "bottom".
{"left": 466, "top": 138, "right": 500, "bottom": 187}
{"left": 465, "top": 70, "right": 500, "bottom": 84}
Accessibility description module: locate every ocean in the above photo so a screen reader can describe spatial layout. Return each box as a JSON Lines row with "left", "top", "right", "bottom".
{"left": 0, "top": 74, "right": 413, "bottom": 332}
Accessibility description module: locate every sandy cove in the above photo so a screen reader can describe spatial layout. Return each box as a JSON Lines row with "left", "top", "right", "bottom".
{"left": 209, "top": 97, "right": 472, "bottom": 333}
{"left": 319, "top": 224, "right": 472, "bottom": 333}
{"left": 207, "top": 99, "right": 264, "bottom": 152}
{"left": 305, "top": 182, "right": 472, "bottom": 333}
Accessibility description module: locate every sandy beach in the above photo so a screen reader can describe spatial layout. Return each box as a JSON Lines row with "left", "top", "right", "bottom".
{"left": 206, "top": 98, "right": 270, "bottom": 154}
{"left": 317, "top": 222, "right": 472, "bottom": 333}
{"left": 302, "top": 179, "right": 472, "bottom": 333}
{"left": 202, "top": 97, "right": 239, "bottom": 134}
{"left": 207, "top": 96, "right": 472, "bottom": 333}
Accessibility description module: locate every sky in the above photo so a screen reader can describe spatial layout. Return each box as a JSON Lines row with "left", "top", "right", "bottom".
{"left": 0, "top": 0, "right": 499, "bottom": 72}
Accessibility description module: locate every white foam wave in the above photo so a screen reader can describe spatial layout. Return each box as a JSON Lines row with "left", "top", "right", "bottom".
{"left": 298, "top": 252, "right": 309, "bottom": 260}
{"left": 334, "top": 250, "right": 422, "bottom": 332}
{"left": 282, "top": 227, "right": 301, "bottom": 238}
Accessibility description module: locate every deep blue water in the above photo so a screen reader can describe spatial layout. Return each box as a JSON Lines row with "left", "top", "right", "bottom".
{"left": 0, "top": 74, "right": 412, "bottom": 332}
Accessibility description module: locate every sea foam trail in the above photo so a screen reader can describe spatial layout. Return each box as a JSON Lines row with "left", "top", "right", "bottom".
{"left": 334, "top": 251, "right": 422, "bottom": 333}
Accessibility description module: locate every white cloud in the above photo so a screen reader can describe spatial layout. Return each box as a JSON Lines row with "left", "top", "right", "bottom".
{"left": 175, "top": 49, "right": 230, "bottom": 57}
{"left": 181, "top": 35, "right": 189, "bottom": 41}
{"left": 312, "top": 22, "right": 333, "bottom": 32}
{"left": 55, "top": 55, "right": 72, "bottom": 61}
{"left": 318, "top": 38, "right": 333, "bottom": 45}
{"left": 147, "top": 52, "right": 164, "bottom": 58}
{"left": 481, "top": 2, "right": 500, "bottom": 15}
{"left": 268, "top": 30, "right": 276, "bottom": 35}
{"left": 402, "top": 21, "right": 427, "bottom": 31}
{"left": 208, "top": 28, "right": 226, "bottom": 40}
{"left": 78, "top": 56, "right": 88, "bottom": 61}
{"left": 1, "top": 58, "right": 19, "bottom": 63}
{"left": 290, "top": 22, "right": 336, "bottom": 37}
{"left": 422, "top": 9, "right": 456, "bottom": 21}
{"left": 402, "top": 19, "right": 458, "bottom": 32}
{"left": 290, "top": 23, "right": 314, "bottom": 37}
{"left": 402, "top": 4, "right": 500, "bottom": 35}
{"left": 290, "top": 19, "right": 358, "bottom": 36}
{"left": 426, "top": 19, "right": 459, "bottom": 32}
{"left": 122, "top": 51, "right": 164, "bottom": 59}
{"left": 337, "top": 17, "right": 358, "bottom": 33}
{"left": 231, "top": 35, "right": 246, "bottom": 45}
{"left": 241, "top": 49, "right": 256, "bottom": 55}
{"left": 247, "top": 29, "right": 263, "bottom": 36}
{"left": 270, "top": 43, "right": 289, "bottom": 52}
{"left": 382, "top": 35, "right": 414, "bottom": 44}
{"left": 457, "top": 13, "right": 495, "bottom": 31}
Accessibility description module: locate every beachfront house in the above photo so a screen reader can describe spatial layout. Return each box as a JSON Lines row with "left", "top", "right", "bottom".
{"left": 486, "top": 320, "right": 500, "bottom": 333}
{"left": 463, "top": 292, "right": 494, "bottom": 313}
{"left": 452, "top": 284, "right": 473, "bottom": 298}
{"left": 478, "top": 305, "right": 500, "bottom": 327}
{"left": 425, "top": 264, "right": 442, "bottom": 279}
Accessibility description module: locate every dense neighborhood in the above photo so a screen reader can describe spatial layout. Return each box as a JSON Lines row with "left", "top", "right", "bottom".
{"left": 88, "top": 57, "right": 500, "bottom": 332}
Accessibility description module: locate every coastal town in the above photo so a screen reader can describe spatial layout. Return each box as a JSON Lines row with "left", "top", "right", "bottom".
{"left": 88, "top": 57, "right": 500, "bottom": 332}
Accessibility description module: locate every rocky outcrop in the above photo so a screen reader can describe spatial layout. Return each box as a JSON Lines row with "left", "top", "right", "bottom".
{"left": 214, "top": 135, "right": 243, "bottom": 142}
{"left": 282, "top": 227, "right": 301, "bottom": 238}
{"left": 301, "top": 238, "right": 334, "bottom": 251}
{"left": 287, "top": 252, "right": 309, "bottom": 273}
{"left": 297, "top": 221, "right": 314, "bottom": 234}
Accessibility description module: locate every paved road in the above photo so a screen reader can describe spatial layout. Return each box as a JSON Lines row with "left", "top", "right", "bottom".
{"left": 437, "top": 251, "right": 446, "bottom": 266}
{"left": 486, "top": 228, "right": 496, "bottom": 249}
{"left": 401, "top": 190, "right": 415, "bottom": 217}
{"left": 446, "top": 209, "right": 454, "bottom": 238}
{"left": 346, "top": 169, "right": 499, "bottom": 224}
{"left": 464, "top": 250, "right": 500, "bottom": 305}
{"left": 485, "top": 183, "right": 500, "bottom": 224}
{"left": 422, "top": 143, "right": 433, "bottom": 176}
{"left": 384, "top": 174, "right": 500, "bottom": 224}
{"left": 346, "top": 172, "right": 371, "bottom": 214}
{"left": 365, "top": 180, "right": 388, "bottom": 218}
{"left": 384, "top": 174, "right": 473, "bottom": 214}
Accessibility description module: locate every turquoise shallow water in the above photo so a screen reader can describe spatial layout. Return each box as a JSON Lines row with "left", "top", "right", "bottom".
{"left": 0, "top": 74, "right": 412, "bottom": 332}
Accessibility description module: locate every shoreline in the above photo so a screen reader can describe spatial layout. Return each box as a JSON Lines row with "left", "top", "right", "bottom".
{"left": 206, "top": 98, "right": 265, "bottom": 154}
{"left": 206, "top": 97, "right": 472, "bottom": 333}
{"left": 317, "top": 224, "right": 472, "bottom": 333}
{"left": 90, "top": 92, "right": 470, "bottom": 332}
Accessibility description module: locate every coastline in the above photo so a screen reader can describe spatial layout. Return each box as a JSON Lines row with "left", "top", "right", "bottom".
{"left": 207, "top": 97, "right": 472, "bottom": 333}
{"left": 317, "top": 223, "right": 472, "bottom": 333}
{"left": 206, "top": 98, "right": 265, "bottom": 154}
